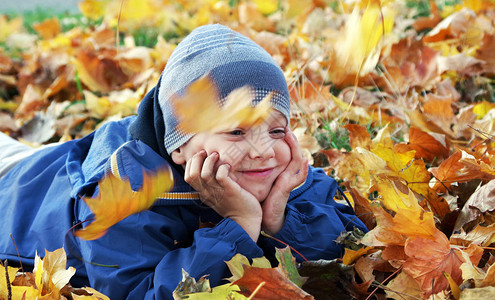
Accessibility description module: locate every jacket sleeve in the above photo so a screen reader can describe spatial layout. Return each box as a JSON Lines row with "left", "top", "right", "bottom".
{"left": 75, "top": 203, "right": 263, "bottom": 300}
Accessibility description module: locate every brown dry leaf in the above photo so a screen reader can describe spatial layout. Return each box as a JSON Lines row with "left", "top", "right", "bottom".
{"left": 15, "top": 84, "right": 45, "bottom": 121}
{"left": 422, "top": 94, "right": 455, "bottom": 135}
{"left": 75, "top": 168, "right": 173, "bottom": 240}
{"left": 385, "top": 271, "right": 423, "bottom": 300}
{"left": 402, "top": 230, "right": 464, "bottom": 298}
{"left": 454, "top": 179, "right": 495, "bottom": 232}
{"left": 343, "top": 183, "right": 376, "bottom": 229}
{"left": 423, "top": 8, "right": 477, "bottom": 43}
{"left": 72, "top": 49, "right": 128, "bottom": 93}
{"left": 172, "top": 76, "right": 272, "bottom": 134}
{"left": 378, "top": 38, "right": 438, "bottom": 93}
{"left": 450, "top": 224, "right": 495, "bottom": 247}
{"left": 460, "top": 286, "right": 495, "bottom": 299}
{"left": 394, "top": 127, "right": 450, "bottom": 163}
{"left": 459, "top": 151, "right": 495, "bottom": 182}
{"left": 233, "top": 266, "right": 314, "bottom": 300}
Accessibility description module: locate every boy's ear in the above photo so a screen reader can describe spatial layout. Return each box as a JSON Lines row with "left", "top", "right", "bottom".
{"left": 171, "top": 147, "right": 186, "bottom": 165}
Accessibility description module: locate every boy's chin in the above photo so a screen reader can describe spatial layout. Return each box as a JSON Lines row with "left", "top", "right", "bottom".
{"left": 250, "top": 189, "right": 271, "bottom": 203}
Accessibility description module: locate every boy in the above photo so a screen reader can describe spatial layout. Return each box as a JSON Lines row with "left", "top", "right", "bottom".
{"left": 0, "top": 24, "right": 366, "bottom": 299}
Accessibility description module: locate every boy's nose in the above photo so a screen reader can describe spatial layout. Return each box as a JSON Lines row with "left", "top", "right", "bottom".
{"left": 246, "top": 139, "right": 275, "bottom": 160}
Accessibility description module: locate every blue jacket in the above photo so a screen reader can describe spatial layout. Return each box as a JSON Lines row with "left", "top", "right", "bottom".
{"left": 0, "top": 87, "right": 367, "bottom": 299}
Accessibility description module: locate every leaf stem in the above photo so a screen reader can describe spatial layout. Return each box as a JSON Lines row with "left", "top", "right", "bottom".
{"left": 365, "top": 267, "right": 402, "bottom": 300}
{"left": 261, "top": 231, "right": 308, "bottom": 262}
{"left": 9, "top": 234, "right": 23, "bottom": 273}
{"left": 247, "top": 281, "right": 266, "bottom": 300}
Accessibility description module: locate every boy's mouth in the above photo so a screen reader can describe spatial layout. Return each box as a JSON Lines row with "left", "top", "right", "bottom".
{"left": 239, "top": 168, "right": 274, "bottom": 177}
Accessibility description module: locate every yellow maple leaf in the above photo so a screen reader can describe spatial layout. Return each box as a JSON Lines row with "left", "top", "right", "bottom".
{"left": 75, "top": 168, "right": 173, "bottom": 240}
{"left": 0, "top": 262, "right": 18, "bottom": 297}
{"left": 225, "top": 253, "right": 271, "bottom": 283}
{"left": 372, "top": 145, "right": 431, "bottom": 196}
{"left": 172, "top": 76, "right": 272, "bottom": 134}
{"left": 33, "top": 248, "right": 76, "bottom": 298}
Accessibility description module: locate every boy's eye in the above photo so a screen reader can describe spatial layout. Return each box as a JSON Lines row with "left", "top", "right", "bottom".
{"left": 228, "top": 129, "right": 245, "bottom": 136}
{"left": 270, "top": 129, "right": 286, "bottom": 137}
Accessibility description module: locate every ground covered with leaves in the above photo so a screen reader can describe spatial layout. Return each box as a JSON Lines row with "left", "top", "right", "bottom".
{"left": 1, "top": 0, "right": 495, "bottom": 299}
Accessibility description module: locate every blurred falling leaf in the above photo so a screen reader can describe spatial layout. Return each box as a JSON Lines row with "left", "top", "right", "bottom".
{"left": 75, "top": 168, "right": 173, "bottom": 240}
{"left": 335, "top": 2, "right": 394, "bottom": 76}
{"left": 172, "top": 76, "right": 272, "bottom": 134}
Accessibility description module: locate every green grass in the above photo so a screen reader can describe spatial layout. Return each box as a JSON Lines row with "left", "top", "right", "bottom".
{"left": 5, "top": 8, "right": 98, "bottom": 35}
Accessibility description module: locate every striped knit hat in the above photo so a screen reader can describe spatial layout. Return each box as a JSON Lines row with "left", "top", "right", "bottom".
{"left": 159, "top": 24, "right": 290, "bottom": 154}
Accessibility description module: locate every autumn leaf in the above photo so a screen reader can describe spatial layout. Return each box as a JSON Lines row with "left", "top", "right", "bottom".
{"left": 75, "top": 168, "right": 173, "bottom": 240}
{"left": 32, "top": 18, "right": 61, "bottom": 40}
{"left": 172, "top": 75, "right": 272, "bottom": 134}
{"left": 173, "top": 269, "right": 211, "bottom": 299}
{"left": 385, "top": 271, "right": 423, "bottom": 300}
{"left": 225, "top": 253, "right": 271, "bottom": 283}
{"left": 344, "top": 124, "right": 371, "bottom": 150}
{"left": 454, "top": 179, "right": 495, "bottom": 232}
{"left": 0, "top": 261, "right": 18, "bottom": 297}
{"left": 275, "top": 247, "right": 308, "bottom": 288}
{"left": 334, "top": 2, "right": 395, "bottom": 77}
{"left": 394, "top": 127, "right": 450, "bottom": 162}
{"left": 299, "top": 259, "right": 366, "bottom": 299}
{"left": 234, "top": 266, "right": 313, "bottom": 300}
{"left": 1, "top": 247, "right": 109, "bottom": 299}
{"left": 402, "top": 230, "right": 464, "bottom": 298}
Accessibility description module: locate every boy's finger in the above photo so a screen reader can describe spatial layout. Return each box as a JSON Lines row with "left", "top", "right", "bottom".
{"left": 186, "top": 150, "right": 207, "bottom": 182}
{"left": 216, "top": 164, "right": 235, "bottom": 188}
{"left": 201, "top": 152, "right": 219, "bottom": 182}
{"left": 284, "top": 129, "right": 304, "bottom": 172}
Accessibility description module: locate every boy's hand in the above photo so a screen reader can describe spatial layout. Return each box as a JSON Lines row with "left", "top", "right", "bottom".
{"left": 261, "top": 128, "right": 308, "bottom": 235}
{"left": 184, "top": 150, "right": 262, "bottom": 242}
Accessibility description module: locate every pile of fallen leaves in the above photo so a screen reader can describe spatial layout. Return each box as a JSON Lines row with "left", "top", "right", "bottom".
{"left": 2, "top": 0, "right": 495, "bottom": 299}
{"left": 0, "top": 248, "right": 108, "bottom": 299}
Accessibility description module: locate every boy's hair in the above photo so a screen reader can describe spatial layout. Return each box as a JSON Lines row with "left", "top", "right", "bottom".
{"left": 159, "top": 24, "right": 290, "bottom": 154}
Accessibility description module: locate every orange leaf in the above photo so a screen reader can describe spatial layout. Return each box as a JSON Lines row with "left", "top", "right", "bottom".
{"left": 32, "top": 18, "right": 61, "bottom": 40}
{"left": 394, "top": 127, "right": 450, "bottom": 162}
{"left": 233, "top": 266, "right": 314, "bottom": 300}
{"left": 342, "top": 246, "right": 374, "bottom": 265}
{"left": 422, "top": 95, "right": 455, "bottom": 131}
{"left": 344, "top": 124, "right": 370, "bottom": 150}
{"left": 402, "top": 230, "right": 464, "bottom": 298}
{"left": 75, "top": 168, "right": 173, "bottom": 240}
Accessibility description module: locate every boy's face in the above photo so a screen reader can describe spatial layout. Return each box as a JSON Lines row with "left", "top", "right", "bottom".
{"left": 171, "top": 110, "right": 291, "bottom": 202}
